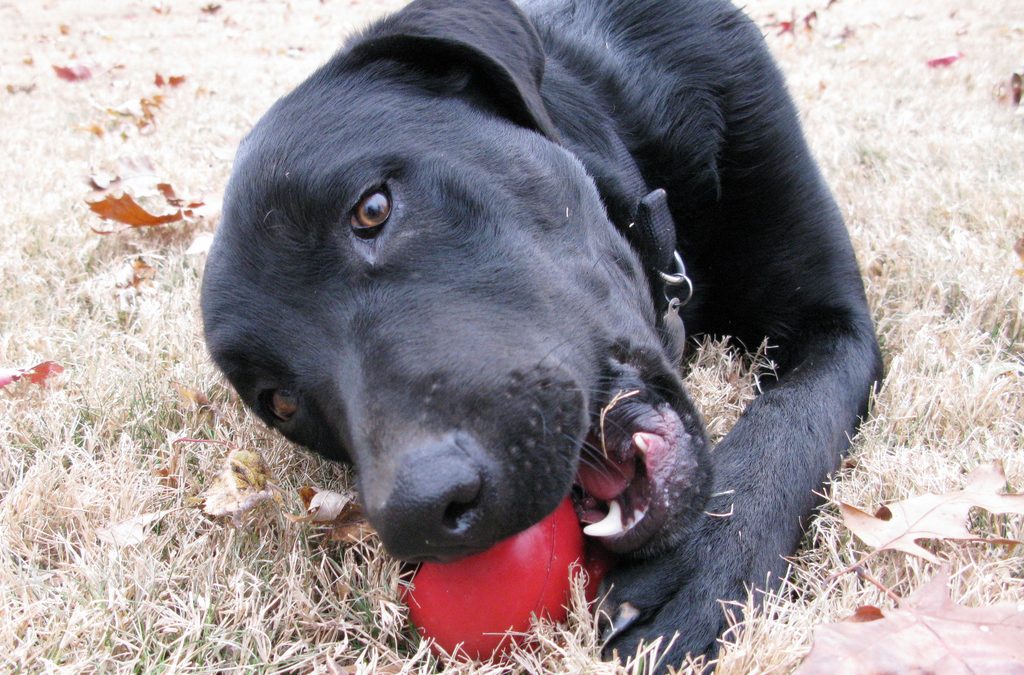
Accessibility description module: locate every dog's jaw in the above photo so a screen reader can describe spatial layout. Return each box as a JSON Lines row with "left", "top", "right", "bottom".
{"left": 573, "top": 393, "right": 709, "bottom": 554}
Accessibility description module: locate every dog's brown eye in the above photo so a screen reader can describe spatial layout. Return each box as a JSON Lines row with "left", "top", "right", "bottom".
{"left": 352, "top": 190, "right": 391, "bottom": 232}
{"left": 268, "top": 389, "right": 297, "bottom": 421}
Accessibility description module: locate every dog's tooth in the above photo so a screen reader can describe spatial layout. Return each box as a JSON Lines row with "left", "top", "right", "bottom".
{"left": 583, "top": 500, "right": 624, "bottom": 537}
{"left": 633, "top": 431, "right": 656, "bottom": 454}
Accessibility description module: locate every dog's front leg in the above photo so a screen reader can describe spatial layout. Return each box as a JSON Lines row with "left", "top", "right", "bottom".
{"left": 600, "top": 315, "right": 882, "bottom": 670}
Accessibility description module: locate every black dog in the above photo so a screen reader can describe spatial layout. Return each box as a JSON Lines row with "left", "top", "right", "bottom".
{"left": 201, "top": 0, "right": 882, "bottom": 667}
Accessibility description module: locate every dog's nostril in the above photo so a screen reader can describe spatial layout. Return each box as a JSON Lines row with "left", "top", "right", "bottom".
{"left": 370, "top": 433, "right": 497, "bottom": 559}
{"left": 442, "top": 494, "right": 480, "bottom": 533}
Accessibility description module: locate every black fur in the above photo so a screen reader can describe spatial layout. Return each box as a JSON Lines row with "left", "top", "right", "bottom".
{"left": 201, "top": 0, "right": 882, "bottom": 668}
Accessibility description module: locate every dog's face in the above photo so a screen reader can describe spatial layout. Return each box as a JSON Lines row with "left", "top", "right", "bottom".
{"left": 202, "top": 0, "right": 710, "bottom": 562}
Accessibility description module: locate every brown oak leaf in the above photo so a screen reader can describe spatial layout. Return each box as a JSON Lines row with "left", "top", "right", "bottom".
{"left": 797, "top": 570, "right": 1024, "bottom": 674}
{"left": 87, "top": 193, "right": 183, "bottom": 232}
{"left": 839, "top": 461, "right": 1024, "bottom": 563}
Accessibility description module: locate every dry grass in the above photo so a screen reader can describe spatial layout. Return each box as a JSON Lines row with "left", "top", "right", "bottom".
{"left": 1, "top": 0, "right": 1022, "bottom": 672}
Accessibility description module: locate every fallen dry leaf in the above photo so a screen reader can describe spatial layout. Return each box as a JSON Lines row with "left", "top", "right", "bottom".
{"left": 53, "top": 63, "right": 91, "bottom": 81}
{"left": 106, "top": 94, "right": 164, "bottom": 134}
{"left": 171, "top": 381, "right": 215, "bottom": 424}
{"left": 6, "top": 83, "right": 36, "bottom": 95}
{"left": 86, "top": 159, "right": 209, "bottom": 233}
{"left": 79, "top": 123, "right": 105, "bottom": 137}
{"left": 116, "top": 257, "right": 156, "bottom": 289}
{"left": 0, "top": 361, "right": 64, "bottom": 390}
{"left": 839, "top": 461, "right": 1024, "bottom": 563}
{"left": 156, "top": 183, "right": 205, "bottom": 211}
{"left": 306, "top": 488, "right": 353, "bottom": 522}
{"left": 172, "top": 381, "right": 211, "bottom": 409}
{"left": 87, "top": 193, "right": 183, "bottom": 232}
{"left": 201, "top": 2, "right": 222, "bottom": 14}
{"left": 797, "top": 570, "right": 1024, "bottom": 674}
{"left": 153, "top": 445, "right": 182, "bottom": 489}
{"left": 154, "top": 73, "right": 186, "bottom": 88}
{"left": 926, "top": 52, "right": 964, "bottom": 68}
{"left": 325, "top": 505, "right": 375, "bottom": 544}
{"left": 97, "top": 510, "right": 172, "bottom": 547}
{"left": 288, "top": 486, "right": 375, "bottom": 544}
{"left": 199, "top": 447, "right": 277, "bottom": 523}
{"left": 770, "top": 11, "right": 796, "bottom": 36}
{"left": 1012, "top": 72, "right": 1022, "bottom": 107}
{"left": 803, "top": 10, "right": 817, "bottom": 32}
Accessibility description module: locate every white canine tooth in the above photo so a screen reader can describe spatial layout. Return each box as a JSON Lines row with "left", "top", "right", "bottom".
{"left": 583, "top": 500, "right": 625, "bottom": 537}
{"left": 633, "top": 432, "right": 653, "bottom": 454}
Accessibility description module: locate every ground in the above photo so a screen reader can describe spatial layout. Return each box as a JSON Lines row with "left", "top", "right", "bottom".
{"left": 1, "top": 0, "right": 1022, "bottom": 673}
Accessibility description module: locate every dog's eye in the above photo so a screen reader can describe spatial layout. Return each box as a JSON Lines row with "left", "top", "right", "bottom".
{"left": 351, "top": 189, "right": 391, "bottom": 234}
{"left": 263, "top": 389, "right": 298, "bottom": 422}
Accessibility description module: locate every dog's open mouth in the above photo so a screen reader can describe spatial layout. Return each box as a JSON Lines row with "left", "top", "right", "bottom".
{"left": 571, "top": 389, "right": 703, "bottom": 554}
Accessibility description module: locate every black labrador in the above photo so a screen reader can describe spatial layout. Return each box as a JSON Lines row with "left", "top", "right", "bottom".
{"left": 201, "top": 0, "right": 883, "bottom": 667}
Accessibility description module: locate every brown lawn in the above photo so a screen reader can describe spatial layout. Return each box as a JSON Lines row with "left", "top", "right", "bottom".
{"left": 1, "top": 0, "right": 1021, "bottom": 672}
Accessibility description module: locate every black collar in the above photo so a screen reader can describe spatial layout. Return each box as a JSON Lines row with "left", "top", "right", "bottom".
{"left": 604, "top": 133, "right": 692, "bottom": 360}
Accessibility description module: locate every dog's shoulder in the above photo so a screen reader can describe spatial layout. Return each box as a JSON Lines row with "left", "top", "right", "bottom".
{"left": 527, "top": 0, "right": 782, "bottom": 215}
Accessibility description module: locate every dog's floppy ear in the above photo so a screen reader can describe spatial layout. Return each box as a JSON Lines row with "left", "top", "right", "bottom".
{"left": 348, "top": 0, "right": 560, "bottom": 141}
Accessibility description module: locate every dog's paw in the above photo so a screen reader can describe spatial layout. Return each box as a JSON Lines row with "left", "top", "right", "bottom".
{"left": 597, "top": 516, "right": 773, "bottom": 673}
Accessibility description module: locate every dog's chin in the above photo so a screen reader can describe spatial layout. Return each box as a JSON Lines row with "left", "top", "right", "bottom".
{"left": 571, "top": 387, "right": 710, "bottom": 556}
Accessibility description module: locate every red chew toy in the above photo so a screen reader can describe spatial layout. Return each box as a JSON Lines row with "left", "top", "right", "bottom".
{"left": 405, "top": 497, "right": 608, "bottom": 660}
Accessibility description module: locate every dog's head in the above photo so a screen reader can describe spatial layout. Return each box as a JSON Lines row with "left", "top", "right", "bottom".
{"left": 202, "top": 0, "right": 711, "bottom": 561}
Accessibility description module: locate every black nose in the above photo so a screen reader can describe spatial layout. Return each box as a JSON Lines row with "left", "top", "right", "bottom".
{"left": 366, "top": 433, "right": 493, "bottom": 561}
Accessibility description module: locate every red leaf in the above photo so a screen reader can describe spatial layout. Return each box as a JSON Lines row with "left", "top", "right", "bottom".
{"left": 87, "top": 193, "right": 183, "bottom": 232}
{"left": 926, "top": 52, "right": 963, "bottom": 68}
{"left": 0, "top": 361, "right": 64, "bottom": 390}
{"left": 25, "top": 361, "right": 64, "bottom": 385}
{"left": 53, "top": 64, "right": 92, "bottom": 82}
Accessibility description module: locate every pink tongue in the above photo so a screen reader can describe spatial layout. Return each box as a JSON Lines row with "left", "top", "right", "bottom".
{"left": 576, "top": 456, "right": 636, "bottom": 501}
